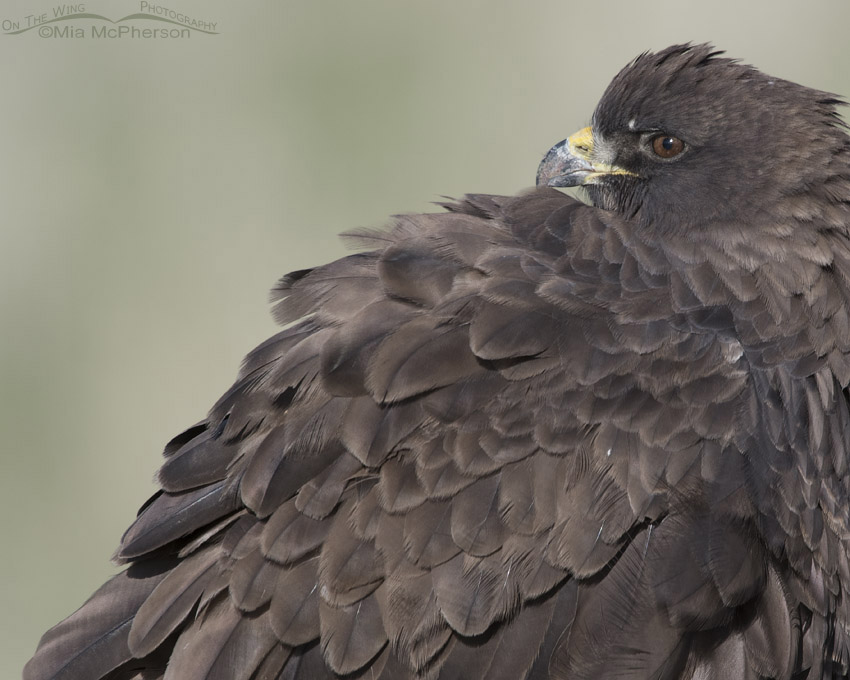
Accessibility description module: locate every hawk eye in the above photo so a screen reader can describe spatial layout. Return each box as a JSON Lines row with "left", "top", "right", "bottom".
{"left": 651, "top": 134, "right": 685, "bottom": 159}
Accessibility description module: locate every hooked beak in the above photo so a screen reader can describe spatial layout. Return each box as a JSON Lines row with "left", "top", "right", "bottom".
{"left": 536, "top": 126, "right": 636, "bottom": 187}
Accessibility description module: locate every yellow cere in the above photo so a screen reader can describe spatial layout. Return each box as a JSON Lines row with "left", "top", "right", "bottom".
{"left": 567, "top": 126, "right": 595, "bottom": 160}
{"left": 567, "top": 126, "right": 638, "bottom": 182}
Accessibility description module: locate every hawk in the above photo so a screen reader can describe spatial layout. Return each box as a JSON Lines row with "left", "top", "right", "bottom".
{"left": 24, "top": 44, "right": 850, "bottom": 679}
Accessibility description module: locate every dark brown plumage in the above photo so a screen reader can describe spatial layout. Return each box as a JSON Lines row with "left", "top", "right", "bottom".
{"left": 24, "top": 44, "right": 850, "bottom": 679}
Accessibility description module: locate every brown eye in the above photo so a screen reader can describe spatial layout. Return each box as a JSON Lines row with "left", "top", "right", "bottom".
{"left": 651, "top": 134, "right": 685, "bottom": 158}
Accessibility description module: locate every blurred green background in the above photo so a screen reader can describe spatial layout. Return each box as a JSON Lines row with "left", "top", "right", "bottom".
{"left": 2, "top": 0, "right": 849, "bottom": 677}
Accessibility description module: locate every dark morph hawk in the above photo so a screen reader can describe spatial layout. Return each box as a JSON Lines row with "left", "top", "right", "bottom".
{"left": 25, "top": 44, "right": 850, "bottom": 679}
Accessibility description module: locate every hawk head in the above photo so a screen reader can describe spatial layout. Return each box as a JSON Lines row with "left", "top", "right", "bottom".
{"left": 537, "top": 43, "right": 848, "bottom": 235}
